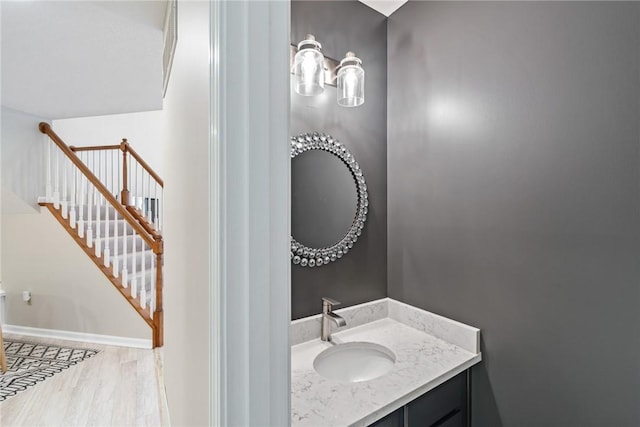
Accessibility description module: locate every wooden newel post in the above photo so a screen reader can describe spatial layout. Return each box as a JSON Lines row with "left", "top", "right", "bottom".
{"left": 120, "top": 139, "right": 129, "bottom": 206}
{"left": 153, "top": 239, "right": 164, "bottom": 348}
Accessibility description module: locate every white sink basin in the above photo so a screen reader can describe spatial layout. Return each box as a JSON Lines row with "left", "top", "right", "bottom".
{"left": 313, "top": 342, "right": 396, "bottom": 383}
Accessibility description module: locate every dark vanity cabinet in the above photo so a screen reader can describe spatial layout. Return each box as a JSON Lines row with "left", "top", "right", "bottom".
{"left": 369, "top": 409, "right": 404, "bottom": 427}
{"left": 368, "top": 370, "right": 469, "bottom": 427}
{"left": 406, "top": 370, "right": 468, "bottom": 427}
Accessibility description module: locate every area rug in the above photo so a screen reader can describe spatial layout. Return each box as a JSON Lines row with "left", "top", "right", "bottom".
{"left": 0, "top": 339, "right": 99, "bottom": 401}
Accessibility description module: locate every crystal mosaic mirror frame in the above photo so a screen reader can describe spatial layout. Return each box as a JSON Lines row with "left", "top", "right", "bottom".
{"left": 291, "top": 132, "right": 369, "bottom": 267}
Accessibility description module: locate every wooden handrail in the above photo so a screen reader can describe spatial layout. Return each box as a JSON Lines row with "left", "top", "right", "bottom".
{"left": 39, "top": 122, "right": 161, "bottom": 254}
{"left": 69, "top": 144, "right": 121, "bottom": 152}
{"left": 122, "top": 141, "right": 164, "bottom": 188}
{"left": 68, "top": 140, "right": 164, "bottom": 187}
{"left": 126, "top": 206, "right": 162, "bottom": 240}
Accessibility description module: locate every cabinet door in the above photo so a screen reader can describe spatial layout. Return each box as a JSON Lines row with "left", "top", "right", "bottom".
{"left": 406, "top": 371, "right": 468, "bottom": 427}
{"left": 368, "top": 408, "right": 404, "bottom": 427}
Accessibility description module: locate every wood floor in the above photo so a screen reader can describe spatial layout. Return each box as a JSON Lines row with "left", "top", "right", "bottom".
{"left": 0, "top": 335, "right": 169, "bottom": 426}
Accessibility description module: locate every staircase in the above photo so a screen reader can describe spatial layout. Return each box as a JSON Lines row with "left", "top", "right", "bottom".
{"left": 37, "top": 122, "right": 164, "bottom": 348}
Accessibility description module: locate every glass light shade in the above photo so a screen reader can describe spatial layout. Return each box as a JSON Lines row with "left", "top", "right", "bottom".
{"left": 337, "top": 52, "right": 364, "bottom": 107}
{"left": 294, "top": 35, "right": 325, "bottom": 96}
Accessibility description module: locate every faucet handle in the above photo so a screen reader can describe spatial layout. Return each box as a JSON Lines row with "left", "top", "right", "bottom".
{"left": 322, "top": 297, "right": 341, "bottom": 310}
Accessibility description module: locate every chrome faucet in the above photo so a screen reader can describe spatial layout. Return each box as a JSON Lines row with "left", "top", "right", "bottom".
{"left": 321, "top": 297, "right": 346, "bottom": 341}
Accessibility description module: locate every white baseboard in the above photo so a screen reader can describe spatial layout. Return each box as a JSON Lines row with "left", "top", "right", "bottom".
{"left": 3, "top": 324, "right": 152, "bottom": 349}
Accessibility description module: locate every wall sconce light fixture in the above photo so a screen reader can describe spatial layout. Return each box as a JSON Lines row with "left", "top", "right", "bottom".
{"left": 337, "top": 52, "right": 364, "bottom": 107}
{"left": 293, "top": 34, "right": 325, "bottom": 96}
{"left": 291, "top": 36, "right": 365, "bottom": 107}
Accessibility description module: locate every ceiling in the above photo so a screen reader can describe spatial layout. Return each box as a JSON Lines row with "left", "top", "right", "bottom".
{"left": 358, "top": 0, "right": 408, "bottom": 17}
{"left": 1, "top": 1, "right": 167, "bottom": 119}
{"left": 1, "top": 0, "right": 403, "bottom": 120}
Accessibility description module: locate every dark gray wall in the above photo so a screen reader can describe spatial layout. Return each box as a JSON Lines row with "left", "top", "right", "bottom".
{"left": 388, "top": 2, "right": 640, "bottom": 426}
{"left": 291, "top": 0, "right": 387, "bottom": 319}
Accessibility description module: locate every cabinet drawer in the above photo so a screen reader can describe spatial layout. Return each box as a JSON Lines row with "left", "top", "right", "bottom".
{"left": 406, "top": 371, "right": 467, "bottom": 427}
{"left": 433, "top": 410, "right": 463, "bottom": 427}
{"left": 368, "top": 408, "right": 404, "bottom": 427}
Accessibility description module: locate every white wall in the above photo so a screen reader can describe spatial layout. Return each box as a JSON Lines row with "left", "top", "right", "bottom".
{"left": 2, "top": 209, "right": 149, "bottom": 339}
{"left": 1, "top": 106, "right": 48, "bottom": 214}
{"left": 53, "top": 110, "right": 165, "bottom": 178}
{"left": 161, "top": 1, "right": 211, "bottom": 425}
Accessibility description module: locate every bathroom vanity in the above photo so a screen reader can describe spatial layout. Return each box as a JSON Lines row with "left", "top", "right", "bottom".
{"left": 291, "top": 298, "right": 481, "bottom": 426}
{"left": 368, "top": 370, "right": 468, "bottom": 427}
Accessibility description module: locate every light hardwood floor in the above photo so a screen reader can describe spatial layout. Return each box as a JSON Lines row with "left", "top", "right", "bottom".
{"left": 0, "top": 335, "right": 169, "bottom": 426}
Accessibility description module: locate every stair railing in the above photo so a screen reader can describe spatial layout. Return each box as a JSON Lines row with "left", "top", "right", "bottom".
{"left": 68, "top": 139, "right": 164, "bottom": 235}
{"left": 39, "top": 122, "right": 163, "bottom": 347}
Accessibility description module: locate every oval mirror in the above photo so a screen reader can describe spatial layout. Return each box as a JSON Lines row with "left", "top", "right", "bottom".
{"left": 290, "top": 132, "right": 368, "bottom": 267}
{"left": 292, "top": 149, "right": 357, "bottom": 248}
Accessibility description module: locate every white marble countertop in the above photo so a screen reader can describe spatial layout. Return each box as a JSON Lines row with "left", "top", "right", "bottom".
{"left": 291, "top": 298, "right": 481, "bottom": 426}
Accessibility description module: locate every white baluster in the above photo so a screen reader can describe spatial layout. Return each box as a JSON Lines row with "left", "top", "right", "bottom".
{"left": 86, "top": 183, "right": 93, "bottom": 247}
{"left": 77, "top": 168, "right": 85, "bottom": 239}
{"left": 103, "top": 217, "right": 110, "bottom": 267}
{"left": 102, "top": 152, "right": 111, "bottom": 267}
{"left": 61, "top": 156, "right": 68, "bottom": 218}
{"left": 70, "top": 162, "right": 77, "bottom": 229}
{"left": 136, "top": 161, "right": 141, "bottom": 210}
{"left": 112, "top": 212, "right": 119, "bottom": 277}
{"left": 131, "top": 160, "right": 135, "bottom": 209}
{"left": 131, "top": 274, "right": 138, "bottom": 299}
{"left": 109, "top": 153, "right": 112, "bottom": 194}
{"left": 139, "top": 163, "right": 143, "bottom": 212}
{"left": 133, "top": 161, "right": 137, "bottom": 210}
{"left": 129, "top": 152, "right": 133, "bottom": 205}
{"left": 106, "top": 150, "right": 110, "bottom": 191}
{"left": 121, "top": 215, "right": 128, "bottom": 288}
{"left": 105, "top": 150, "right": 109, "bottom": 194}
{"left": 98, "top": 149, "right": 103, "bottom": 185}
{"left": 53, "top": 148, "right": 60, "bottom": 209}
{"left": 95, "top": 155, "right": 102, "bottom": 258}
{"left": 131, "top": 227, "right": 138, "bottom": 299}
{"left": 150, "top": 251, "right": 156, "bottom": 317}
{"left": 158, "top": 188, "right": 163, "bottom": 232}
{"left": 146, "top": 174, "right": 152, "bottom": 222}
{"left": 118, "top": 150, "right": 122, "bottom": 203}
{"left": 141, "top": 286, "right": 146, "bottom": 310}
{"left": 141, "top": 245, "right": 146, "bottom": 309}
{"left": 108, "top": 150, "right": 112, "bottom": 195}
{"left": 140, "top": 166, "right": 144, "bottom": 215}
{"left": 153, "top": 182, "right": 159, "bottom": 230}
{"left": 127, "top": 155, "right": 131, "bottom": 206}
{"left": 111, "top": 150, "right": 120, "bottom": 199}
{"left": 151, "top": 181, "right": 155, "bottom": 227}
{"left": 45, "top": 136, "right": 52, "bottom": 200}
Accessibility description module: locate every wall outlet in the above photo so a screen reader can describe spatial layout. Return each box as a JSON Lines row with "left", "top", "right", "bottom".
{"left": 22, "top": 290, "right": 32, "bottom": 304}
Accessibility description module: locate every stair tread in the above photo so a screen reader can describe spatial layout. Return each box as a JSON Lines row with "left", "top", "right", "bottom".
{"left": 115, "top": 249, "right": 154, "bottom": 257}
